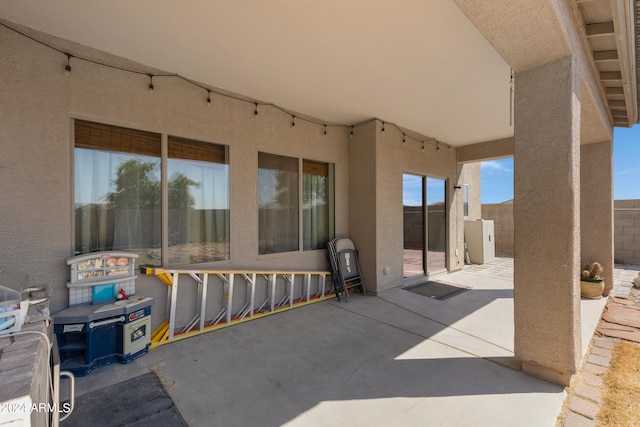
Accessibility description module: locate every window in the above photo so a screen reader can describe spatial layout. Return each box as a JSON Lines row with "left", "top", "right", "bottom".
{"left": 258, "top": 153, "right": 334, "bottom": 254}
{"left": 74, "top": 120, "right": 229, "bottom": 266}
{"left": 258, "top": 153, "right": 299, "bottom": 254}
{"left": 303, "top": 160, "right": 332, "bottom": 250}
{"left": 167, "top": 136, "right": 229, "bottom": 265}
{"left": 74, "top": 120, "right": 162, "bottom": 265}
{"left": 463, "top": 184, "right": 469, "bottom": 218}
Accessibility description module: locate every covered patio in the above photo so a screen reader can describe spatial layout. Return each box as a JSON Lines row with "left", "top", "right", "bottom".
{"left": 1, "top": 0, "right": 638, "bottom": 406}
{"left": 62, "top": 258, "right": 614, "bottom": 426}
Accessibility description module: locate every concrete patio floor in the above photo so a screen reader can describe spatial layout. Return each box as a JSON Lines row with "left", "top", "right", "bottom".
{"left": 64, "top": 258, "right": 615, "bottom": 427}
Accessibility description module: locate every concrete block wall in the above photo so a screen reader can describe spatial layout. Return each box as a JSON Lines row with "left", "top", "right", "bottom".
{"left": 480, "top": 201, "right": 514, "bottom": 256}
{"left": 614, "top": 199, "right": 640, "bottom": 265}
{"left": 481, "top": 199, "right": 640, "bottom": 265}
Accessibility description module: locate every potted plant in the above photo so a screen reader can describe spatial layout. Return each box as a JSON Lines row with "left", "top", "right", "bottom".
{"left": 580, "top": 262, "right": 605, "bottom": 299}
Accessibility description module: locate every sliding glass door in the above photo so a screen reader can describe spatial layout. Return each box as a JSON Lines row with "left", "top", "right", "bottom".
{"left": 426, "top": 177, "right": 446, "bottom": 273}
{"left": 403, "top": 174, "right": 425, "bottom": 278}
{"left": 403, "top": 174, "right": 446, "bottom": 279}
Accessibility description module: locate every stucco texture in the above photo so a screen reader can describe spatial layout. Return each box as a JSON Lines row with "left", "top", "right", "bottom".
{"left": 1, "top": 20, "right": 471, "bottom": 330}
{"left": 0, "top": 22, "right": 350, "bottom": 326}
{"left": 513, "top": 57, "right": 582, "bottom": 384}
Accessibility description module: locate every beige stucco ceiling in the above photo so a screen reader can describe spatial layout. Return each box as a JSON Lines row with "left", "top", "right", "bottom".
{"left": 0, "top": 0, "right": 514, "bottom": 146}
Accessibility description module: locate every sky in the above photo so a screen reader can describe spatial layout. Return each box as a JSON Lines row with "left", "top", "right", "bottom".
{"left": 403, "top": 174, "right": 446, "bottom": 206}
{"left": 480, "top": 126, "right": 640, "bottom": 203}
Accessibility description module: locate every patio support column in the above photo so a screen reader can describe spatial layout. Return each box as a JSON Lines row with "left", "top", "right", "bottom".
{"left": 580, "top": 141, "right": 614, "bottom": 295}
{"left": 513, "top": 56, "right": 581, "bottom": 386}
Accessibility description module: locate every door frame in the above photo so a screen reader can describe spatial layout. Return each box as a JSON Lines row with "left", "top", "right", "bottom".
{"left": 402, "top": 173, "right": 448, "bottom": 285}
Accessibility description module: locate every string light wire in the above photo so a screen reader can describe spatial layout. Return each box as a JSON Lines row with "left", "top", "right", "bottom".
{"left": 0, "top": 21, "right": 452, "bottom": 150}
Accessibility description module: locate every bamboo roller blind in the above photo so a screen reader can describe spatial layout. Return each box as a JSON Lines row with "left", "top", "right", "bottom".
{"left": 259, "top": 153, "right": 328, "bottom": 176}
{"left": 75, "top": 120, "right": 227, "bottom": 164}
{"left": 303, "top": 160, "right": 328, "bottom": 177}
{"left": 259, "top": 152, "right": 298, "bottom": 172}
{"left": 75, "top": 120, "right": 161, "bottom": 157}
{"left": 168, "top": 136, "right": 226, "bottom": 164}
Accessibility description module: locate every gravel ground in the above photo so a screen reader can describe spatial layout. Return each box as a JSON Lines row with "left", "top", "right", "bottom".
{"left": 614, "top": 265, "right": 640, "bottom": 305}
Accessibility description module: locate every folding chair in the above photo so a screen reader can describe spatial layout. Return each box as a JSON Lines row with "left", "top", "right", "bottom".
{"left": 327, "top": 238, "right": 366, "bottom": 301}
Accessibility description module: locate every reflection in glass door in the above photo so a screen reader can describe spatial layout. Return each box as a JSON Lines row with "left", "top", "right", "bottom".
{"left": 426, "top": 177, "right": 446, "bottom": 273}
{"left": 403, "top": 174, "right": 447, "bottom": 278}
{"left": 403, "top": 174, "right": 424, "bottom": 278}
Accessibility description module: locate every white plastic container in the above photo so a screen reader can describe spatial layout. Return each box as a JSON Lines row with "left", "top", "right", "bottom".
{"left": 0, "top": 285, "right": 28, "bottom": 334}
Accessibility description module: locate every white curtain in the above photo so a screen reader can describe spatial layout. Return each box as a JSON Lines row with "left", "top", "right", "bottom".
{"left": 303, "top": 173, "right": 328, "bottom": 250}
{"left": 258, "top": 153, "right": 299, "bottom": 254}
{"left": 74, "top": 148, "right": 161, "bottom": 262}
{"left": 167, "top": 159, "right": 230, "bottom": 264}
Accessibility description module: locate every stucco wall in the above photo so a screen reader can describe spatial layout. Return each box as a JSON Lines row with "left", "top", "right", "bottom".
{"left": 2, "top": 20, "right": 477, "bottom": 331}
{"left": 347, "top": 121, "right": 377, "bottom": 293}
{"left": 580, "top": 140, "right": 614, "bottom": 294}
{"left": 351, "top": 122, "right": 463, "bottom": 294}
{"left": 0, "top": 22, "right": 350, "bottom": 328}
{"left": 460, "top": 162, "right": 482, "bottom": 221}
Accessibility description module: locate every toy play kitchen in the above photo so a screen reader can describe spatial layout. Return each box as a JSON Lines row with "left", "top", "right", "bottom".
{"left": 54, "top": 251, "right": 153, "bottom": 376}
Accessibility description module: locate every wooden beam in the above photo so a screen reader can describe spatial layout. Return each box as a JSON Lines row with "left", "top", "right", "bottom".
{"left": 605, "top": 87, "right": 624, "bottom": 95}
{"left": 586, "top": 22, "right": 615, "bottom": 36}
{"left": 608, "top": 100, "right": 626, "bottom": 108}
{"left": 593, "top": 50, "right": 618, "bottom": 61}
{"left": 600, "top": 71, "right": 622, "bottom": 81}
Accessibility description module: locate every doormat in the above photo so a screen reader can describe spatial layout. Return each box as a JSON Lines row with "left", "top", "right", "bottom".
{"left": 62, "top": 371, "right": 187, "bottom": 427}
{"left": 404, "top": 280, "right": 470, "bottom": 300}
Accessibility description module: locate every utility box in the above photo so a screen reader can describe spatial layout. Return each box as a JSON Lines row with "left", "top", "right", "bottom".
{"left": 464, "top": 220, "right": 495, "bottom": 264}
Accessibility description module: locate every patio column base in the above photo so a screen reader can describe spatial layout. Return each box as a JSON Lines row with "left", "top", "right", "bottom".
{"left": 521, "top": 361, "right": 574, "bottom": 387}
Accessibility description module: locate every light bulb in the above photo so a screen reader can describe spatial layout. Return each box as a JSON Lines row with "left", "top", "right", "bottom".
{"left": 64, "top": 54, "right": 72, "bottom": 76}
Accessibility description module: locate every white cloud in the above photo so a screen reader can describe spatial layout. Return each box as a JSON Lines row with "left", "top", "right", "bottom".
{"left": 615, "top": 166, "right": 640, "bottom": 176}
{"left": 481, "top": 159, "right": 513, "bottom": 175}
